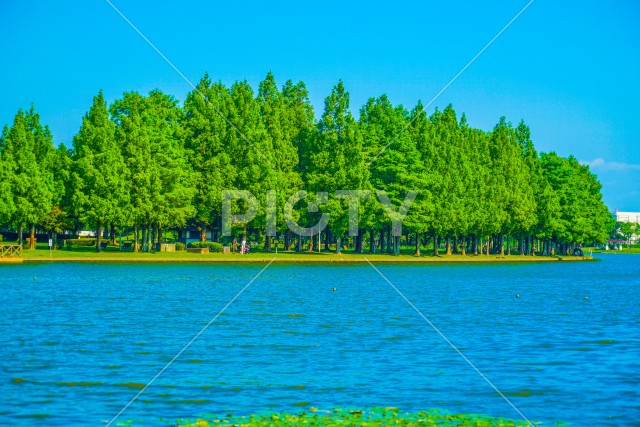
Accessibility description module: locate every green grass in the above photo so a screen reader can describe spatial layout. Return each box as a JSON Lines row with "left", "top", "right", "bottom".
{"left": 171, "top": 408, "right": 558, "bottom": 427}
{"left": 582, "top": 246, "right": 640, "bottom": 254}
{"left": 15, "top": 244, "right": 591, "bottom": 263}
{"left": 2, "top": 241, "right": 592, "bottom": 263}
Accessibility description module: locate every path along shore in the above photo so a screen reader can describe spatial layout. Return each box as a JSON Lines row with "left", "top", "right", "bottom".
{"left": 3, "top": 251, "right": 595, "bottom": 264}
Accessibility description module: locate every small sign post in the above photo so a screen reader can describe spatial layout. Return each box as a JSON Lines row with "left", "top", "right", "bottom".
{"left": 48, "top": 238, "right": 53, "bottom": 258}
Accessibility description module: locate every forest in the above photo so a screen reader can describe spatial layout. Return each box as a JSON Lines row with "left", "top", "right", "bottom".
{"left": 0, "top": 72, "right": 615, "bottom": 255}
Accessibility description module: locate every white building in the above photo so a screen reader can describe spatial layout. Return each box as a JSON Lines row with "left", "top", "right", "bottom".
{"left": 616, "top": 211, "right": 640, "bottom": 223}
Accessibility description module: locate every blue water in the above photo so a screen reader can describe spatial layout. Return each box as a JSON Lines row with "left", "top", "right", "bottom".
{"left": 1, "top": 255, "right": 639, "bottom": 426}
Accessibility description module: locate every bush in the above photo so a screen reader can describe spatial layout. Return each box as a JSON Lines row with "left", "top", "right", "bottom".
{"left": 0, "top": 234, "right": 3, "bottom": 242}
{"left": 175, "top": 242, "right": 185, "bottom": 251}
{"left": 188, "top": 241, "right": 223, "bottom": 252}
{"left": 66, "top": 238, "right": 96, "bottom": 247}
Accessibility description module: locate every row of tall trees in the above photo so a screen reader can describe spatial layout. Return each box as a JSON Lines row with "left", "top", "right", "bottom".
{"left": 0, "top": 73, "right": 614, "bottom": 253}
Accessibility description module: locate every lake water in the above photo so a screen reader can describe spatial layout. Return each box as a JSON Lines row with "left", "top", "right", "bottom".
{"left": 1, "top": 255, "right": 639, "bottom": 426}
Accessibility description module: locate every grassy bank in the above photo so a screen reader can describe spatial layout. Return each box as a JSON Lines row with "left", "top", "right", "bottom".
{"left": 17, "top": 245, "right": 593, "bottom": 264}
{"left": 174, "top": 408, "right": 545, "bottom": 427}
{"left": 582, "top": 246, "right": 640, "bottom": 254}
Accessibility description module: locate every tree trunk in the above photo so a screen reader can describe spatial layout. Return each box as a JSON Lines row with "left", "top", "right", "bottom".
{"left": 308, "top": 234, "right": 314, "bottom": 252}
{"left": 530, "top": 236, "right": 535, "bottom": 256}
{"left": 134, "top": 222, "right": 139, "bottom": 252}
{"left": 200, "top": 224, "right": 207, "bottom": 243}
{"left": 284, "top": 229, "right": 291, "bottom": 251}
{"left": 472, "top": 234, "right": 478, "bottom": 255}
{"left": 147, "top": 224, "right": 152, "bottom": 252}
{"left": 452, "top": 236, "right": 458, "bottom": 254}
{"left": 414, "top": 231, "right": 421, "bottom": 256}
{"left": 265, "top": 235, "right": 272, "bottom": 252}
{"left": 461, "top": 236, "right": 466, "bottom": 256}
{"left": 386, "top": 228, "right": 392, "bottom": 254}
{"left": 324, "top": 227, "right": 331, "bottom": 252}
{"left": 445, "top": 231, "right": 452, "bottom": 255}
{"left": 18, "top": 224, "right": 23, "bottom": 247}
{"left": 157, "top": 223, "right": 163, "bottom": 251}
{"left": 356, "top": 229, "right": 363, "bottom": 253}
{"left": 369, "top": 229, "right": 375, "bottom": 254}
{"left": 296, "top": 235, "right": 302, "bottom": 252}
{"left": 95, "top": 221, "right": 102, "bottom": 252}
{"left": 141, "top": 225, "right": 147, "bottom": 251}
{"left": 486, "top": 236, "right": 491, "bottom": 255}
{"left": 506, "top": 235, "right": 511, "bottom": 255}
{"left": 29, "top": 224, "right": 36, "bottom": 250}
{"left": 110, "top": 222, "right": 116, "bottom": 245}
{"left": 433, "top": 231, "right": 439, "bottom": 256}
{"left": 335, "top": 236, "right": 342, "bottom": 254}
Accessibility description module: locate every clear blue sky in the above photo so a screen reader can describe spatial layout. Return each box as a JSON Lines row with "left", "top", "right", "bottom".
{"left": 1, "top": 0, "right": 638, "bottom": 210}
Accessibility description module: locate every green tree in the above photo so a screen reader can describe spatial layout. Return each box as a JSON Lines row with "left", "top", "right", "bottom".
{"left": 257, "top": 72, "right": 305, "bottom": 250}
{"left": 362, "top": 95, "right": 430, "bottom": 255}
{"left": 111, "top": 91, "right": 153, "bottom": 250}
{"left": 540, "top": 152, "right": 612, "bottom": 253}
{"left": 307, "top": 81, "right": 367, "bottom": 254}
{"left": 0, "top": 109, "right": 54, "bottom": 247}
{"left": 0, "top": 129, "right": 16, "bottom": 227}
{"left": 183, "top": 74, "right": 236, "bottom": 242}
{"left": 42, "top": 143, "right": 74, "bottom": 241}
{"left": 494, "top": 118, "right": 536, "bottom": 254}
{"left": 71, "top": 90, "right": 128, "bottom": 251}
{"left": 228, "top": 80, "right": 277, "bottom": 243}
{"left": 112, "top": 90, "right": 194, "bottom": 251}
{"left": 281, "top": 78, "right": 315, "bottom": 250}
{"left": 617, "top": 222, "right": 637, "bottom": 247}
{"left": 146, "top": 90, "right": 195, "bottom": 247}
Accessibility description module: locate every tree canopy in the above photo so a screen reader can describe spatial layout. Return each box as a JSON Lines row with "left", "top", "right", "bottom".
{"left": 0, "top": 74, "right": 614, "bottom": 254}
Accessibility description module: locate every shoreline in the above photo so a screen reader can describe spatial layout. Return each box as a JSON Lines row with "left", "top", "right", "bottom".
{"left": 8, "top": 251, "right": 596, "bottom": 264}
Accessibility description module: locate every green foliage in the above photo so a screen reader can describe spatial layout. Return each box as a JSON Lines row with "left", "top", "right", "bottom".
{"left": 71, "top": 91, "right": 128, "bottom": 250}
{"left": 0, "top": 74, "right": 612, "bottom": 253}
{"left": 540, "top": 153, "right": 612, "bottom": 245}
{"left": 176, "top": 407, "right": 536, "bottom": 427}
{"left": 66, "top": 238, "right": 98, "bottom": 247}
{"left": 0, "top": 108, "right": 55, "bottom": 234}
{"left": 307, "top": 80, "right": 367, "bottom": 252}
{"left": 111, "top": 89, "right": 195, "bottom": 234}
{"left": 187, "top": 241, "right": 223, "bottom": 252}
{"left": 175, "top": 241, "right": 185, "bottom": 251}
{"left": 616, "top": 221, "right": 638, "bottom": 245}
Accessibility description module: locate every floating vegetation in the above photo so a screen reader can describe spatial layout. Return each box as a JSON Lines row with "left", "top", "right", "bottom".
{"left": 116, "top": 382, "right": 146, "bottom": 389}
{"left": 174, "top": 407, "right": 554, "bottom": 426}
{"left": 56, "top": 381, "right": 103, "bottom": 387}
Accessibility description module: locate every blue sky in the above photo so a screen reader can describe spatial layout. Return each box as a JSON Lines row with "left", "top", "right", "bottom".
{"left": 1, "top": 1, "right": 639, "bottom": 210}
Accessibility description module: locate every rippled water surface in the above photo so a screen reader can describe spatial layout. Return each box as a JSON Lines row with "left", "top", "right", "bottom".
{"left": 1, "top": 255, "right": 639, "bottom": 426}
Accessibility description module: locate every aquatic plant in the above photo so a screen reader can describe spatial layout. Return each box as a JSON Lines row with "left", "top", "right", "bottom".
{"left": 174, "top": 407, "right": 556, "bottom": 427}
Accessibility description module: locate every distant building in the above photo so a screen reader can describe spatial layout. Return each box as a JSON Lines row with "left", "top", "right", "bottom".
{"left": 616, "top": 211, "right": 640, "bottom": 223}
{"left": 616, "top": 211, "right": 640, "bottom": 244}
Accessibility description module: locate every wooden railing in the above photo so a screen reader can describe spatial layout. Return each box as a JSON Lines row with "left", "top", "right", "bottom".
{"left": 0, "top": 244, "right": 22, "bottom": 257}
